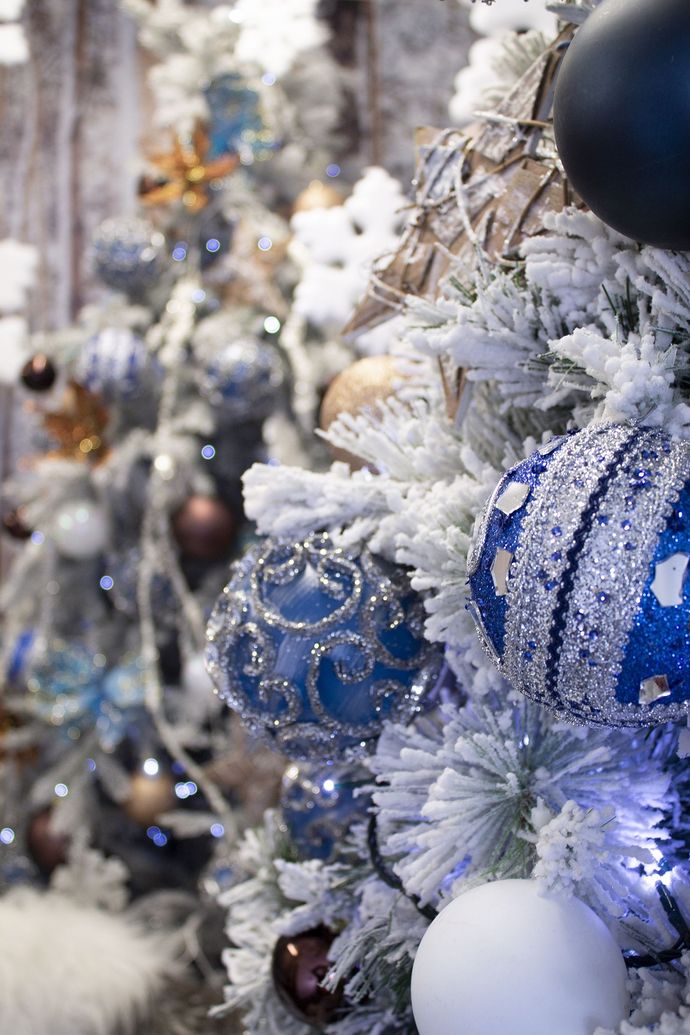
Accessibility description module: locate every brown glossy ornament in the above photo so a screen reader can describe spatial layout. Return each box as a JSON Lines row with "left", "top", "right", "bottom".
{"left": 293, "top": 180, "right": 344, "bottom": 213}
{"left": 27, "top": 808, "right": 70, "bottom": 876}
{"left": 123, "top": 772, "right": 175, "bottom": 827}
{"left": 171, "top": 495, "right": 237, "bottom": 562}
{"left": 21, "top": 355, "right": 57, "bottom": 392}
{"left": 319, "top": 355, "right": 401, "bottom": 469}
{"left": 2, "top": 506, "right": 31, "bottom": 540}
{"left": 271, "top": 925, "right": 345, "bottom": 1026}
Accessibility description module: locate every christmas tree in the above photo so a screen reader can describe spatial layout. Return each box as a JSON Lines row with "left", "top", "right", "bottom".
{"left": 8, "top": 1, "right": 690, "bottom": 1034}
{"left": 204, "top": 1, "right": 690, "bottom": 1034}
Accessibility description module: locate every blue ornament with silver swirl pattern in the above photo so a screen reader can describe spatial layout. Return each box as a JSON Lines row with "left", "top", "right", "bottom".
{"left": 205, "top": 533, "right": 442, "bottom": 759}
{"left": 467, "top": 422, "right": 690, "bottom": 728}
{"left": 280, "top": 760, "right": 370, "bottom": 862}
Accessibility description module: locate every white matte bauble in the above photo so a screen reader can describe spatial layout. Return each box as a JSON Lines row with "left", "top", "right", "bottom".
{"left": 411, "top": 880, "right": 628, "bottom": 1035}
{"left": 181, "top": 652, "right": 222, "bottom": 722}
{"left": 51, "top": 501, "right": 109, "bottom": 559}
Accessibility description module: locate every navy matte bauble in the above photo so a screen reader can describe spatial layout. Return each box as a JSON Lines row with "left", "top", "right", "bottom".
{"left": 553, "top": 0, "right": 690, "bottom": 249}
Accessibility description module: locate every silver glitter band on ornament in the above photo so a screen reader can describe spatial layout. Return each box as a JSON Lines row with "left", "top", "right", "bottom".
{"left": 503, "top": 423, "right": 636, "bottom": 703}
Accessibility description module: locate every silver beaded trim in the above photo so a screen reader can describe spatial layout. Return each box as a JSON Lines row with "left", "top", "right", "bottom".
{"left": 554, "top": 431, "right": 690, "bottom": 726}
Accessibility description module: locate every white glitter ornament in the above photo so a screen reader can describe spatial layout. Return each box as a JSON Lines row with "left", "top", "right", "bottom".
{"left": 411, "top": 879, "right": 628, "bottom": 1035}
{"left": 51, "top": 501, "right": 109, "bottom": 559}
{"left": 91, "top": 217, "right": 165, "bottom": 297}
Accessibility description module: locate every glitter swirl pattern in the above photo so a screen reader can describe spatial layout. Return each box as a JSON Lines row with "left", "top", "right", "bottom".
{"left": 206, "top": 532, "right": 443, "bottom": 758}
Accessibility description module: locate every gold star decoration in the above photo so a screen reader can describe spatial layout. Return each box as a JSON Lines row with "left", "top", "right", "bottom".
{"left": 41, "top": 382, "right": 110, "bottom": 464}
{"left": 139, "top": 124, "right": 238, "bottom": 213}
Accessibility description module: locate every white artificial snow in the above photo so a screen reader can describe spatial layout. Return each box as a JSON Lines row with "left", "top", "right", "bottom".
{"left": 0, "top": 0, "right": 24, "bottom": 21}
{"left": 290, "top": 167, "right": 406, "bottom": 338}
{"left": 233, "top": 0, "right": 328, "bottom": 78}
{"left": 0, "top": 315, "right": 29, "bottom": 382}
{"left": 458, "top": 0, "right": 557, "bottom": 36}
{"left": 0, "top": 238, "right": 37, "bottom": 311}
{"left": 0, "top": 889, "right": 173, "bottom": 1035}
{"left": 0, "top": 22, "right": 27, "bottom": 64}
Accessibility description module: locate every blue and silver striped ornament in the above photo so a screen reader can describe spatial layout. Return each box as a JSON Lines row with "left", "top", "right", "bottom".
{"left": 467, "top": 423, "right": 690, "bottom": 727}
{"left": 77, "top": 328, "right": 150, "bottom": 402}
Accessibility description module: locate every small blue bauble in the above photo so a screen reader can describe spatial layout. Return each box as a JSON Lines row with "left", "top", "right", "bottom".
{"left": 26, "top": 640, "right": 101, "bottom": 725}
{"left": 205, "top": 533, "right": 442, "bottom": 759}
{"left": 200, "top": 335, "right": 284, "bottom": 423}
{"left": 204, "top": 74, "right": 278, "bottom": 162}
{"left": 92, "top": 216, "right": 166, "bottom": 296}
{"left": 467, "top": 423, "right": 690, "bottom": 728}
{"left": 76, "top": 328, "right": 151, "bottom": 402}
{"left": 280, "top": 760, "right": 370, "bottom": 862}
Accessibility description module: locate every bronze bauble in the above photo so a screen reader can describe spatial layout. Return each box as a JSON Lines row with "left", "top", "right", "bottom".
{"left": 171, "top": 496, "right": 237, "bottom": 562}
{"left": 123, "top": 772, "right": 175, "bottom": 826}
{"left": 2, "top": 507, "right": 32, "bottom": 540}
{"left": 272, "top": 925, "right": 345, "bottom": 1025}
{"left": 293, "top": 180, "right": 344, "bottom": 213}
{"left": 27, "top": 808, "right": 70, "bottom": 876}
{"left": 21, "top": 355, "right": 57, "bottom": 392}
{"left": 319, "top": 355, "right": 401, "bottom": 469}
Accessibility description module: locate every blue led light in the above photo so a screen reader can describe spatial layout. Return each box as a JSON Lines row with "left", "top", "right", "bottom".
{"left": 30, "top": 531, "right": 45, "bottom": 545}
{"left": 257, "top": 236, "right": 272, "bottom": 251}
{"left": 0, "top": 827, "right": 15, "bottom": 845}
{"left": 201, "top": 444, "right": 216, "bottom": 460}
{"left": 210, "top": 823, "right": 225, "bottom": 838}
{"left": 100, "top": 575, "right": 114, "bottom": 591}
{"left": 262, "top": 72, "right": 276, "bottom": 86}
{"left": 326, "top": 163, "right": 341, "bottom": 178}
{"left": 86, "top": 758, "right": 97, "bottom": 772}
{"left": 205, "top": 238, "right": 221, "bottom": 253}
{"left": 172, "top": 243, "right": 188, "bottom": 262}
{"left": 54, "top": 783, "right": 69, "bottom": 798}
{"left": 153, "top": 831, "right": 168, "bottom": 847}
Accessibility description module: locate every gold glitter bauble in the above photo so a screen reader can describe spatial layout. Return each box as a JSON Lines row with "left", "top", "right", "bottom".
{"left": 319, "top": 355, "right": 401, "bottom": 469}
{"left": 123, "top": 772, "right": 175, "bottom": 826}
{"left": 293, "top": 180, "right": 344, "bottom": 213}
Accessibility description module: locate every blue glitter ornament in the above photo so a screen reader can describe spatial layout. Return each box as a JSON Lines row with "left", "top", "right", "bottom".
{"left": 467, "top": 423, "right": 690, "bottom": 728}
{"left": 92, "top": 216, "right": 166, "bottom": 296}
{"left": 205, "top": 533, "right": 442, "bottom": 759}
{"left": 22, "top": 638, "right": 146, "bottom": 746}
{"left": 280, "top": 760, "right": 370, "bottom": 862}
{"left": 76, "top": 328, "right": 151, "bottom": 402}
{"left": 204, "top": 74, "right": 278, "bottom": 162}
{"left": 199, "top": 335, "right": 284, "bottom": 423}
